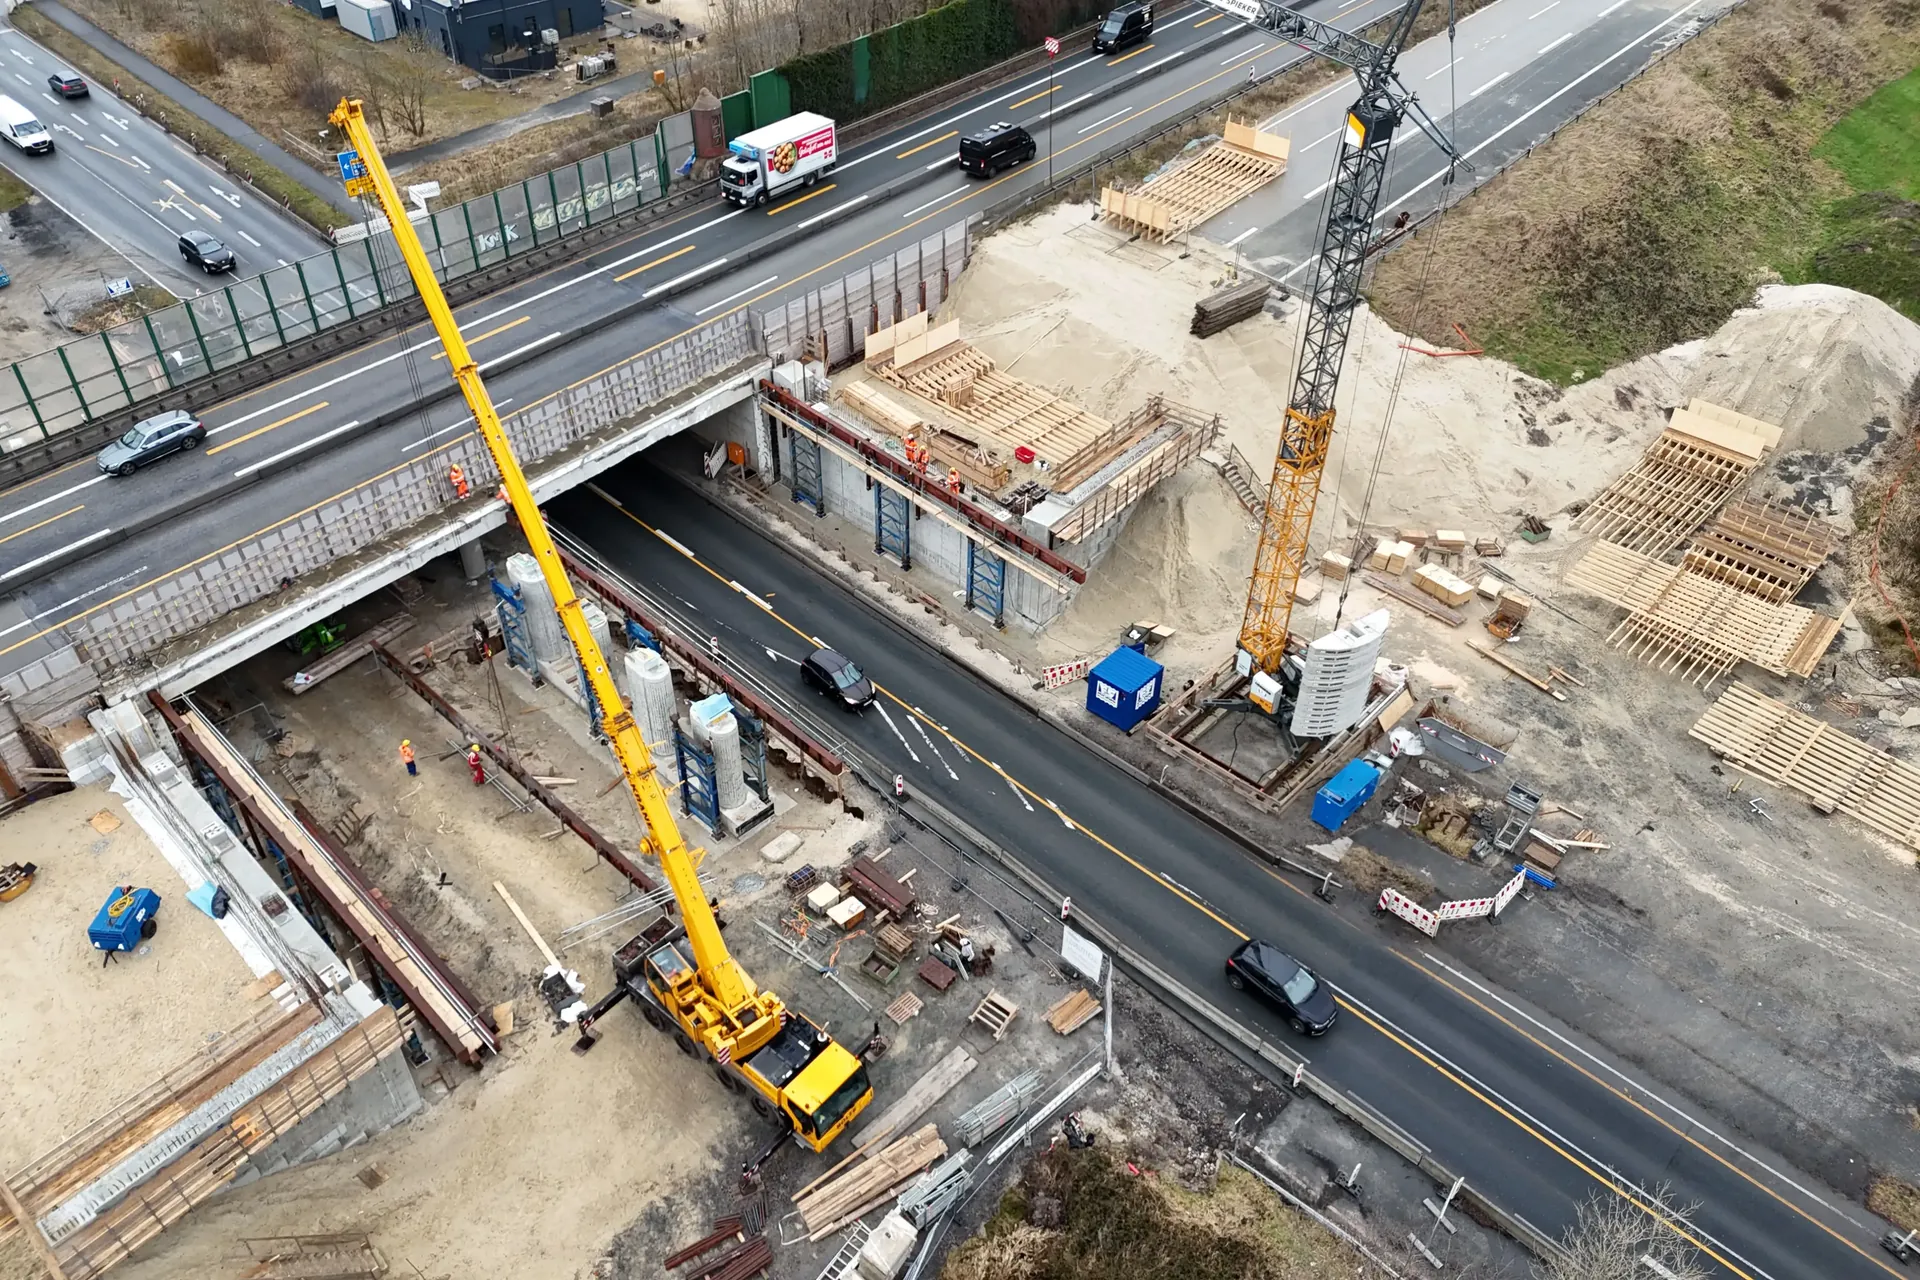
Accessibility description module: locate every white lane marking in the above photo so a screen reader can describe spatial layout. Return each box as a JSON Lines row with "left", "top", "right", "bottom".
{"left": 1469, "top": 71, "right": 1509, "bottom": 97}
{"left": 130, "top": 154, "right": 149, "bottom": 170}
{"left": 796, "top": 192, "right": 865, "bottom": 230}
{"left": 0, "top": 473, "right": 107, "bottom": 527}
{"left": 1299, "top": 178, "right": 1331, "bottom": 202}
{"left": 838, "top": 53, "right": 1103, "bottom": 169}
{"left": 901, "top": 185, "right": 969, "bottom": 219}
{"left": 908, "top": 715, "right": 958, "bottom": 780}
{"left": 0, "top": 528, "right": 114, "bottom": 582}
{"left": 1539, "top": 32, "right": 1572, "bottom": 53}
{"left": 1055, "top": 91, "right": 1094, "bottom": 111}
{"left": 642, "top": 258, "right": 727, "bottom": 299}
{"left": 696, "top": 275, "right": 777, "bottom": 316}
{"left": 163, "top": 178, "right": 186, "bottom": 196}
{"left": 986, "top": 759, "right": 1033, "bottom": 810}
{"left": 1078, "top": 106, "right": 1131, "bottom": 134}
{"left": 231, "top": 420, "right": 360, "bottom": 479}
{"left": 208, "top": 184, "right": 239, "bottom": 207}
{"left": 1332, "top": 984, "right": 1787, "bottom": 1280}
{"left": 729, "top": 579, "right": 773, "bottom": 612}
{"left": 276, "top": 257, "right": 286, "bottom": 266}
{"left": 1220, "top": 42, "right": 1261, "bottom": 65}
{"left": 1529, "top": 0, "right": 1559, "bottom": 16}
{"left": 1426, "top": 56, "right": 1460, "bottom": 80}
{"left": 1297, "top": 127, "right": 1339, "bottom": 152}
{"left": 96, "top": 130, "right": 120, "bottom": 147}
{"left": 478, "top": 332, "right": 560, "bottom": 370}
{"left": 0, "top": 566, "right": 149, "bottom": 638}
{"left": 399, "top": 398, "right": 512, "bottom": 451}
{"left": 923, "top": 155, "right": 955, "bottom": 171}
{"left": 11, "top": 73, "right": 28, "bottom": 88}
{"left": 874, "top": 701, "right": 922, "bottom": 765}
{"left": 41, "top": 93, "right": 58, "bottom": 106}
{"left": 1414, "top": 950, "right": 1872, "bottom": 1229}
{"left": 1133, "top": 51, "right": 1183, "bottom": 75}
{"left": 1598, "top": 0, "right": 1630, "bottom": 13}
{"left": 1043, "top": 797, "right": 1075, "bottom": 830}
{"left": 238, "top": 230, "right": 261, "bottom": 247}
{"left": 1225, "top": 225, "right": 1259, "bottom": 247}
{"left": 1261, "top": 80, "right": 1346, "bottom": 129}
{"left": 656, "top": 530, "right": 693, "bottom": 558}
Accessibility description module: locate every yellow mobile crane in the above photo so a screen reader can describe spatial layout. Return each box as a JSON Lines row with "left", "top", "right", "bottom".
{"left": 328, "top": 100, "right": 875, "bottom": 1152}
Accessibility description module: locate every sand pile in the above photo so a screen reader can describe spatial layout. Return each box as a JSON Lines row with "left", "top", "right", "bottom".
{"left": 939, "top": 207, "right": 1920, "bottom": 667}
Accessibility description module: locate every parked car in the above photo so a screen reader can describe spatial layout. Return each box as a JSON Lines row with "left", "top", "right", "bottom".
{"left": 47, "top": 71, "right": 88, "bottom": 99}
{"left": 959, "top": 122, "right": 1036, "bottom": 178}
{"left": 1225, "top": 939, "right": 1338, "bottom": 1035}
{"left": 1092, "top": 2, "right": 1154, "bottom": 54}
{"left": 801, "top": 647, "right": 876, "bottom": 711}
{"left": 178, "top": 231, "right": 236, "bottom": 274}
{"left": 97, "top": 409, "right": 205, "bottom": 476}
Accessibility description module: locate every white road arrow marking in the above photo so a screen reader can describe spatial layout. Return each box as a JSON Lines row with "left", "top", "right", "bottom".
{"left": 875, "top": 702, "right": 922, "bottom": 765}
{"left": 208, "top": 184, "right": 240, "bottom": 207}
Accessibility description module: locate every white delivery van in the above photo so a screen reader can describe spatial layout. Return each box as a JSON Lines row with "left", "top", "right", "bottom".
{"left": 720, "top": 112, "right": 836, "bottom": 207}
{"left": 0, "top": 96, "right": 53, "bottom": 154}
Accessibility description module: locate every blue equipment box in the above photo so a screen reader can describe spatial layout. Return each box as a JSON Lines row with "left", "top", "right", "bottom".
{"left": 89, "top": 885, "right": 161, "bottom": 953}
{"left": 1311, "top": 760, "right": 1382, "bottom": 833}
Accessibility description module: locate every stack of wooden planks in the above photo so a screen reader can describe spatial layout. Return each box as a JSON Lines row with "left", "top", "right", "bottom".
{"left": 838, "top": 381, "right": 927, "bottom": 439}
{"left": 851, "top": 1047, "right": 975, "bottom": 1149}
{"left": 1191, "top": 279, "right": 1270, "bottom": 337}
{"left": 1044, "top": 989, "right": 1101, "bottom": 1035}
{"left": 1682, "top": 497, "right": 1840, "bottom": 603}
{"left": 1690, "top": 682, "right": 1920, "bottom": 858}
{"left": 793, "top": 1125, "right": 947, "bottom": 1241}
{"left": 1101, "top": 119, "right": 1290, "bottom": 243}
{"left": 1575, "top": 401, "right": 1781, "bottom": 554}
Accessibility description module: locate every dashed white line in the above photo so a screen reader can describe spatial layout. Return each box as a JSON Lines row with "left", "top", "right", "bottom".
{"left": 97, "top": 131, "right": 120, "bottom": 147}
{"left": 1225, "top": 225, "right": 1260, "bottom": 247}
{"left": 1426, "top": 56, "right": 1460, "bottom": 80}
{"left": 0, "top": 528, "right": 115, "bottom": 582}
{"left": 1133, "top": 51, "right": 1183, "bottom": 75}
{"left": 901, "top": 185, "right": 969, "bottom": 219}
{"left": 1078, "top": 106, "right": 1131, "bottom": 135}
{"left": 1539, "top": 32, "right": 1572, "bottom": 53}
{"left": 1299, "top": 178, "right": 1331, "bottom": 202}
{"left": 231, "top": 420, "right": 361, "bottom": 479}
{"left": 238, "top": 230, "right": 261, "bottom": 247}
{"left": 908, "top": 715, "right": 958, "bottom": 780}
{"left": 1220, "top": 42, "right": 1260, "bottom": 65}
{"left": 1469, "top": 70, "right": 1509, "bottom": 97}
{"left": 1261, "top": 80, "right": 1346, "bottom": 129}
{"left": 696, "top": 274, "right": 778, "bottom": 316}
{"left": 875, "top": 702, "right": 922, "bottom": 764}
{"left": 0, "top": 567, "right": 149, "bottom": 638}
{"left": 1598, "top": 0, "right": 1629, "bottom": 13}
{"left": 795, "top": 192, "right": 865, "bottom": 230}
{"left": 0, "top": 474, "right": 108, "bottom": 527}
{"left": 477, "top": 332, "right": 560, "bottom": 370}
{"left": 1529, "top": 1, "right": 1559, "bottom": 16}
{"left": 729, "top": 579, "right": 774, "bottom": 612}
{"left": 1297, "top": 127, "right": 1339, "bottom": 153}
{"left": 642, "top": 258, "right": 727, "bottom": 299}
{"left": 10, "top": 73, "right": 27, "bottom": 88}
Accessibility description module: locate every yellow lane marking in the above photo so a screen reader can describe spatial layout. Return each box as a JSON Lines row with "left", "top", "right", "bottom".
{"left": 206, "top": 402, "right": 328, "bottom": 456}
{"left": 1009, "top": 86, "right": 1060, "bottom": 109}
{"left": 613, "top": 243, "right": 697, "bottom": 282}
{"left": 0, "top": 504, "right": 83, "bottom": 545}
{"left": 431, "top": 315, "right": 529, "bottom": 360}
{"left": 1106, "top": 42, "right": 1156, "bottom": 66}
{"left": 1194, "top": 12, "right": 1224, "bottom": 26}
{"left": 767, "top": 183, "right": 839, "bottom": 215}
{"left": 896, "top": 131, "right": 957, "bottom": 159}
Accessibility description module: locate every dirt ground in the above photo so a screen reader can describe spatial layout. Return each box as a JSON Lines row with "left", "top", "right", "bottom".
{"left": 714, "top": 201, "right": 1920, "bottom": 1207}
{"left": 0, "top": 786, "right": 261, "bottom": 1173}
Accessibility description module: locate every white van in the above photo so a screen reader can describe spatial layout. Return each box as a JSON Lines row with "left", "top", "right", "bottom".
{"left": 0, "top": 96, "right": 53, "bottom": 154}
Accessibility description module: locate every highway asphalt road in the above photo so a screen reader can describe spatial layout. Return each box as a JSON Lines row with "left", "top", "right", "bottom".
{"left": 554, "top": 462, "right": 1897, "bottom": 1280}
{"left": 0, "top": 20, "right": 324, "bottom": 295}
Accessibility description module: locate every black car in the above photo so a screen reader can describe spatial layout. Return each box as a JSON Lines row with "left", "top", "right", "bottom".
{"left": 1092, "top": 2, "right": 1153, "bottom": 54}
{"left": 178, "top": 230, "right": 236, "bottom": 274}
{"left": 47, "top": 71, "right": 88, "bottom": 99}
{"left": 959, "top": 122, "right": 1036, "bottom": 178}
{"left": 96, "top": 409, "right": 206, "bottom": 476}
{"left": 801, "top": 647, "right": 876, "bottom": 710}
{"left": 1225, "top": 939, "right": 1338, "bottom": 1035}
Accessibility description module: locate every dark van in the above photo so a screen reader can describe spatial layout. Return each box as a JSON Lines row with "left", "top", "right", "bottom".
{"left": 1093, "top": 2, "right": 1154, "bottom": 53}
{"left": 959, "top": 121, "right": 1036, "bottom": 177}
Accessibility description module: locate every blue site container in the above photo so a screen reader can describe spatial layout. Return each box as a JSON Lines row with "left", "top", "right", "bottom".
{"left": 1312, "top": 760, "right": 1381, "bottom": 832}
{"left": 1086, "top": 646, "right": 1163, "bottom": 732}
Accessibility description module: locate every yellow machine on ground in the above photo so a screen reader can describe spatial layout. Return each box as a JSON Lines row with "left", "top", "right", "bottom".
{"left": 328, "top": 100, "right": 874, "bottom": 1153}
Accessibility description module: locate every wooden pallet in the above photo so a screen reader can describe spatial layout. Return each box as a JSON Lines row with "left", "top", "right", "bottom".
{"left": 885, "top": 991, "right": 923, "bottom": 1025}
{"left": 1566, "top": 542, "right": 1839, "bottom": 683}
{"left": 1681, "top": 498, "right": 1840, "bottom": 603}
{"left": 1691, "top": 683, "right": 1920, "bottom": 857}
{"left": 1101, "top": 119, "right": 1290, "bottom": 243}
{"left": 1043, "top": 989, "right": 1102, "bottom": 1035}
{"left": 1574, "top": 405, "right": 1778, "bottom": 554}
{"left": 968, "top": 990, "right": 1019, "bottom": 1041}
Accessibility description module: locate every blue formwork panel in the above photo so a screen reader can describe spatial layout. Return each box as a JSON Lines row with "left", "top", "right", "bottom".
{"left": 1312, "top": 760, "right": 1381, "bottom": 832}
{"left": 1086, "top": 646, "right": 1164, "bottom": 732}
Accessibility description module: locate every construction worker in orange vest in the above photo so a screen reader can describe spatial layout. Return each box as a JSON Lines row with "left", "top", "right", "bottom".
{"left": 448, "top": 464, "right": 469, "bottom": 498}
{"left": 946, "top": 467, "right": 961, "bottom": 495}
{"left": 466, "top": 743, "right": 485, "bottom": 786}
{"left": 399, "top": 739, "right": 416, "bottom": 776}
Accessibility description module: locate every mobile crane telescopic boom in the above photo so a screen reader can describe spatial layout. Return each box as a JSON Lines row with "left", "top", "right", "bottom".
{"left": 327, "top": 99, "right": 874, "bottom": 1151}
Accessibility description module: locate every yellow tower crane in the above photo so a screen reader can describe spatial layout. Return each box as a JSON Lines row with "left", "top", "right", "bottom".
{"left": 327, "top": 100, "right": 874, "bottom": 1151}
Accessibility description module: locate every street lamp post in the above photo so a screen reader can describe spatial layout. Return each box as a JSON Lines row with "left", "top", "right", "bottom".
{"left": 1044, "top": 35, "right": 1060, "bottom": 186}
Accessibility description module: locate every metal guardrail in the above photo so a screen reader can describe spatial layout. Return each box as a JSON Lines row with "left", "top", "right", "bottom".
{"left": 0, "top": 134, "right": 703, "bottom": 484}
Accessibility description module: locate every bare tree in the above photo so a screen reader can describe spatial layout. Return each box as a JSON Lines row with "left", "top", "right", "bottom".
{"left": 1540, "top": 1188, "right": 1711, "bottom": 1280}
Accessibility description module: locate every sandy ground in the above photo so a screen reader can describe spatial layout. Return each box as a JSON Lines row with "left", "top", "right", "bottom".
{"left": 0, "top": 195, "right": 157, "bottom": 360}
{"left": 0, "top": 786, "right": 261, "bottom": 1172}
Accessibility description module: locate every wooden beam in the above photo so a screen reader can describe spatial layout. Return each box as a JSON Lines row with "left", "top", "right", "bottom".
{"left": 1468, "top": 643, "right": 1567, "bottom": 700}
{"left": 0, "top": 1179, "right": 69, "bottom": 1280}
{"left": 494, "top": 881, "right": 560, "bottom": 970}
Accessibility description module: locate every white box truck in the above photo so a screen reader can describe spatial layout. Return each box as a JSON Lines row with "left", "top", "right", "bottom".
{"left": 721, "top": 112, "right": 837, "bottom": 207}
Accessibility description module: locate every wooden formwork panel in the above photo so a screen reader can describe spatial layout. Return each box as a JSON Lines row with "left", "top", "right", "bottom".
{"left": 1576, "top": 404, "right": 1779, "bottom": 554}
{"left": 1691, "top": 682, "right": 1920, "bottom": 855}
{"left": 1100, "top": 120, "right": 1290, "bottom": 242}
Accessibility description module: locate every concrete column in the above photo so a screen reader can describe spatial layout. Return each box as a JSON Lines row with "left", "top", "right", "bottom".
{"left": 506, "top": 552, "right": 567, "bottom": 667}
{"left": 706, "top": 712, "right": 749, "bottom": 811}
{"left": 458, "top": 538, "right": 486, "bottom": 582}
{"left": 626, "top": 648, "right": 675, "bottom": 758}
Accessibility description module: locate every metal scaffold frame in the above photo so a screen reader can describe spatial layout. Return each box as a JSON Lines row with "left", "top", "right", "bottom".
{"left": 875, "top": 483, "right": 912, "bottom": 568}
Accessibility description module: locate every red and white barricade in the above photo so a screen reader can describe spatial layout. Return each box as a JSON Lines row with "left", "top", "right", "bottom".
{"left": 1379, "top": 869, "right": 1529, "bottom": 937}
{"left": 1377, "top": 888, "right": 1439, "bottom": 937}
{"left": 1042, "top": 658, "right": 1091, "bottom": 690}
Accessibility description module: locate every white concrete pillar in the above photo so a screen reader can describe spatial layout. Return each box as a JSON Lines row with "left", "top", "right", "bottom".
{"left": 706, "top": 712, "right": 749, "bottom": 811}
{"left": 625, "top": 648, "right": 675, "bottom": 757}
{"left": 506, "top": 552, "right": 567, "bottom": 667}
{"left": 458, "top": 538, "right": 486, "bottom": 582}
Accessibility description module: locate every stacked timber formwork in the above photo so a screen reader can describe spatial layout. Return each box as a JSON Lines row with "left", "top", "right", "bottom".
{"left": 792, "top": 1125, "right": 946, "bottom": 1242}
{"left": 1101, "top": 120, "right": 1290, "bottom": 243}
{"left": 1574, "top": 402, "right": 1780, "bottom": 554}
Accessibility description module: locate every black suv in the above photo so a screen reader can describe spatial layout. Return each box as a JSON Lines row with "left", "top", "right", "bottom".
{"left": 801, "top": 647, "right": 876, "bottom": 711}
{"left": 959, "top": 122, "right": 1036, "bottom": 178}
{"left": 1226, "top": 939, "right": 1338, "bottom": 1035}
{"left": 179, "top": 231, "right": 236, "bottom": 274}
{"left": 47, "top": 71, "right": 88, "bottom": 99}
{"left": 1093, "top": 2, "right": 1153, "bottom": 54}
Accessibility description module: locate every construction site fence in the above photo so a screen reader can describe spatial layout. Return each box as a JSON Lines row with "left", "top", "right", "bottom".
{"left": 69, "top": 310, "right": 757, "bottom": 677}
{"left": 752, "top": 221, "right": 973, "bottom": 368}
{"left": 0, "top": 131, "right": 685, "bottom": 452}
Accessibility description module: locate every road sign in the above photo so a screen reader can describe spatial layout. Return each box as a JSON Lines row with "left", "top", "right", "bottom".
{"left": 1044, "top": 36, "right": 1060, "bottom": 56}
{"left": 335, "top": 149, "right": 366, "bottom": 183}
{"left": 105, "top": 278, "right": 133, "bottom": 298}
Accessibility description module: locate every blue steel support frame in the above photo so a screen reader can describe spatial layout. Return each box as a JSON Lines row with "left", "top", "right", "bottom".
{"left": 490, "top": 576, "right": 534, "bottom": 674}
{"left": 674, "top": 725, "right": 720, "bottom": 833}
{"left": 874, "top": 483, "right": 911, "bottom": 568}
{"left": 791, "top": 431, "right": 825, "bottom": 516}
{"left": 735, "top": 709, "right": 771, "bottom": 803}
{"left": 966, "top": 541, "right": 1006, "bottom": 629}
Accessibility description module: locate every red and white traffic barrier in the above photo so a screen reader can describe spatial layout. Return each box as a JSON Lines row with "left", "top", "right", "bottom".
{"left": 1379, "top": 869, "right": 1528, "bottom": 938}
{"left": 1042, "top": 658, "right": 1091, "bottom": 690}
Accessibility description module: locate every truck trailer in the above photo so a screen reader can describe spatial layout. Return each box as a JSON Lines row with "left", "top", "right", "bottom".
{"left": 721, "top": 112, "right": 837, "bottom": 207}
